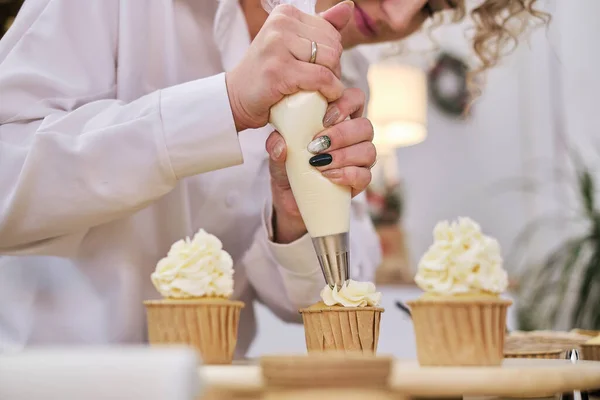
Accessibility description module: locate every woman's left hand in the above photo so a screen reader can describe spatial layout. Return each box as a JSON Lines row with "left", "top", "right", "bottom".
{"left": 266, "top": 88, "right": 376, "bottom": 244}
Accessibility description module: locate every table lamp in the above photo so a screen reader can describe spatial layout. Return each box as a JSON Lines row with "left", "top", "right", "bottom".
{"left": 366, "top": 63, "right": 427, "bottom": 285}
{"left": 367, "top": 63, "right": 428, "bottom": 162}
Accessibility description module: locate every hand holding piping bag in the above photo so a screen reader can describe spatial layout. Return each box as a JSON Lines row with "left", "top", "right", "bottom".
{"left": 226, "top": 0, "right": 354, "bottom": 131}
{"left": 262, "top": 0, "right": 375, "bottom": 290}
{"left": 263, "top": 1, "right": 377, "bottom": 246}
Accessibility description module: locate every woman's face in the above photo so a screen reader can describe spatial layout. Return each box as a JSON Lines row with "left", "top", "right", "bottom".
{"left": 316, "top": 0, "right": 455, "bottom": 48}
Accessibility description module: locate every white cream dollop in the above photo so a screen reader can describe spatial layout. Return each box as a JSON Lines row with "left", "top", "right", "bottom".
{"left": 151, "top": 229, "right": 234, "bottom": 298}
{"left": 320, "top": 280, "right": 382, "bottom": 307}
{"left": 415, "top": 217, "right": 508, "bottom": 295}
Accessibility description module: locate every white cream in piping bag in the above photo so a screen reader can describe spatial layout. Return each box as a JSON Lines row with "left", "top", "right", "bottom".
{"left": 320, "top": 280, "right": 382, "bottom": 307}
{"left": 270, "top": 92, "right": 351, "bottom": 238}
{"left": 266, "top": 0, "right": 351, "bottom": 239}
{"left": 267, "top": 0, "right": 352, "bottom": 290}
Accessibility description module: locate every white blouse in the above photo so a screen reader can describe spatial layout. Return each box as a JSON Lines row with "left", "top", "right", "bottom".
{"left": 0, "top": 0, "right": 381, "bottom": 357}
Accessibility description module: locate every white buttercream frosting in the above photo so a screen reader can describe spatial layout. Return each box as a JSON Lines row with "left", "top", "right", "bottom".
{"left": 415, "top": 217, "right": 508, "bottom": 295}
{"left": 320, "top": 279, "right": 382, "bottom": 307}
{"left": 151, "top": 229, "right": 234, "bottom": 298}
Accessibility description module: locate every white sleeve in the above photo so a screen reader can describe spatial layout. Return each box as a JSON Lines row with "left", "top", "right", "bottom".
{"left": 241, "top": 193, "right": 382, "bottom": 323}
{"left": 0, "top": 0, "right": 243, "bottom": 256}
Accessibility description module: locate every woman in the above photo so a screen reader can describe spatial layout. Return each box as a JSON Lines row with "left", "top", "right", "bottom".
{"left": 0, "top": 0, "right": 544, "bottom": 355}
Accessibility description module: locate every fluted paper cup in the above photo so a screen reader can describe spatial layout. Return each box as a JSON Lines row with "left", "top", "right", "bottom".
{"left": 144, "top": 298, "right": 244, "bottom": 365}
{"left": 504, "top": 349, "right": 563, "bottom": 359}
{"left": 299, "top": 305, "right": 384, "bottom": 353}
{"left": 581, "top": 344, "right": 600, "bottom": 361}
{"left": 407, "top": 296, "right": 512, "bottom": 366}
{"left": 504, "top": 339, "right": 569, "bottom": 359}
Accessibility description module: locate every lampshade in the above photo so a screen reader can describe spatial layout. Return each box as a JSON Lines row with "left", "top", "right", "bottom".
{"left": 367, "top": 64, "right": 428, "bottom": 154}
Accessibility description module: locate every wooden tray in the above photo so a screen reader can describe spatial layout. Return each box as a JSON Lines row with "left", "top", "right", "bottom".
{"left": 199, "top": 358, "right": 600, "bottom": 398}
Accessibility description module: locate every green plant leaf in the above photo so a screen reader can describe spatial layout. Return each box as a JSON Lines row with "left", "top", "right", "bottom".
{"left": 572, "top": 245, "right": 600, "bottom": 328}
{"left": 548, "top": 239, "right": 586, "bottom": 324}
{"left": 506, "top": 214, "right": 581, "bottom": 271}
{"left": 577, "top": 169, "right": 596, "bottom": 217}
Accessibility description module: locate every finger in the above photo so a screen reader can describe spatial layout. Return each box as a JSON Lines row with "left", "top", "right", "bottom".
{"left": 307, "top": 117, "right": 373, "bottom": 154}
{"left": 266, "top": 131, "right": 290, "bottom": 186}
{"left": 288, "top": 38, "right": 342, "bottom": 77}
{"left": 266, "top": 130, "right": 287, "bottom": 163}
{"left": 273, "top": 4, "right": 344, "bottom": 49}
{"left": 309, "top": 141, "right": 376, "bottom": 171}
{"left": 319, "top": 1, "right": 354, "bottom": 31}
{"left": 322, "top": 166, "right": 372, "bottom": 197}
{"left": 284, "top": 61, "right": 345, "bottom": 102}
{"left": 287, "top": 1, "right": 354, "bottom": 33}
{"left": 322, "top": 87, "right": 365, "bottom": 128}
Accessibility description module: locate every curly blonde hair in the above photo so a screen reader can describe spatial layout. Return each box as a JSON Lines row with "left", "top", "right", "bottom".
{"left": 432, "top": 0, "right": 551, "bottom": 97}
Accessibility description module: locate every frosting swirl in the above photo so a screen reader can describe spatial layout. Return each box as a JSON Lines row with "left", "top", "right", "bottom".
{"left": 415, "top": 217, "right": 508, "bottom": 295}
{"left": 151, "top": 229, "right": 234, "bottom": 298}
{"left": 320, "top": 280, "right": 382, "bottom": 307}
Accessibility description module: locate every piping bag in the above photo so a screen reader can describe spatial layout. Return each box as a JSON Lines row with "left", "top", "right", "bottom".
{"left": 263, "top": 0, "right": 351, "bottom": 288}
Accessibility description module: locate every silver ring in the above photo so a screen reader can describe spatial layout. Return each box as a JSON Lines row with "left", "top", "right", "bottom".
{"left": 309, "top": 41, "right": 318, "bottom": 64}
{"left": 368, "top": 159, "right": 377, "bottom": 170}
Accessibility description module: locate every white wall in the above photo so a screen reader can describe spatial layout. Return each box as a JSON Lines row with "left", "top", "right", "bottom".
{"left": 365, "top": 1, "right": 600, "bottom": 277}
{"left": 398, "top": 61, "right": 530, "bottom": 273}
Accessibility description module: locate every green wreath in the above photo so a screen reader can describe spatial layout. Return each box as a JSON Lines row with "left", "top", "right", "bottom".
{"left": 428, "top": 52, "right": 470, "bottom": 117}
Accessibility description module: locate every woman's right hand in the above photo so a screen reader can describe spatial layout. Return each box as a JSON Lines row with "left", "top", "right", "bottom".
{"left": 226, "top": 1, "right": 354, "bottom": 132}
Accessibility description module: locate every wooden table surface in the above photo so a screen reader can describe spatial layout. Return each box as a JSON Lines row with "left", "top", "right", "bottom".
{"left": 199, "top": 359, "right": 600, "bottom": 399}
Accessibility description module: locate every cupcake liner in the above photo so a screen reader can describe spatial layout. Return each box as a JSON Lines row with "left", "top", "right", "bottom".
{"left": 407, "top": 296, "right": 512, "bottom": 366}
{"left": 299, "top": 306, "right": 384, "bottom": 353}
{"left": 581, "top": 344, "right": 600, "bottom": 361}
{"left": 504, "top": 349, "right": 564, "bottom": 359}
{"left": 506, "top": 331, "right": 590, "bottom": 353}
{"left": 144, "top": 298, "right": 244, "bottom": 365}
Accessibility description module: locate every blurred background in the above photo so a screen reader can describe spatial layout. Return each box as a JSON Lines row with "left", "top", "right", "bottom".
{"left": 1, "top": 0, "right": 599, "bottom": 358}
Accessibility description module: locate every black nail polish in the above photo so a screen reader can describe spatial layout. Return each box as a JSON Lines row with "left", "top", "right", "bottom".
{"left": 309, "top": 153, "right": 332, "bottom": 167}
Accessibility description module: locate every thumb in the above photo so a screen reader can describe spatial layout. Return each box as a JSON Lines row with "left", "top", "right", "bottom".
{"left": 266, "top": 131, "right": 287, "bottom": 163}
{"left": 266, "top": 131, "right": 290, "bottom": 185}
{"left": 320, "top": 0, "right": 354, "bottom": 31}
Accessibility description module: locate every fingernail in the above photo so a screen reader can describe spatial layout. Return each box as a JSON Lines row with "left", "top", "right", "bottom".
{"left": 323, "top": 107, "right": 340, "bottom": 128}
{"left": 338, "top": 0, "right": 354, "bottom": 11}
{"left": 309, "top": 153, "right": 333, "bottom": 167}
{"left": 272, "top": 141, "right": 285, "bottom": 161}
{"left": 322, "top": 169, "right": 342, "bottom": 179}
{"left": 307, "top": 135, "right": 331, "bottom": 154}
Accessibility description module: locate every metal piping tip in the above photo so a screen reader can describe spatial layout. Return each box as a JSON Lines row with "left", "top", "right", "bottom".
{"left": 311, "top": 232, "right": 349, "bottom": 288}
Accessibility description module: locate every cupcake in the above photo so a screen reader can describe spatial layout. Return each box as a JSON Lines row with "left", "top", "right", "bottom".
{"left": 504, "top": 345, "right": 564, "bottom": 360}
{"left": 581, "top": 335, "right": 600, "bottom": 362}
{"left": 144, "top": 229, "right": 244, "bottom": 365}
{"left": 299, "top": 280, "right": 383, "bottom": 353}
{"left": 407, "top": 217, "right": 512, "bottom": 366}
{"left": 506, "top": 330, "right": 590, "bottom": 357}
